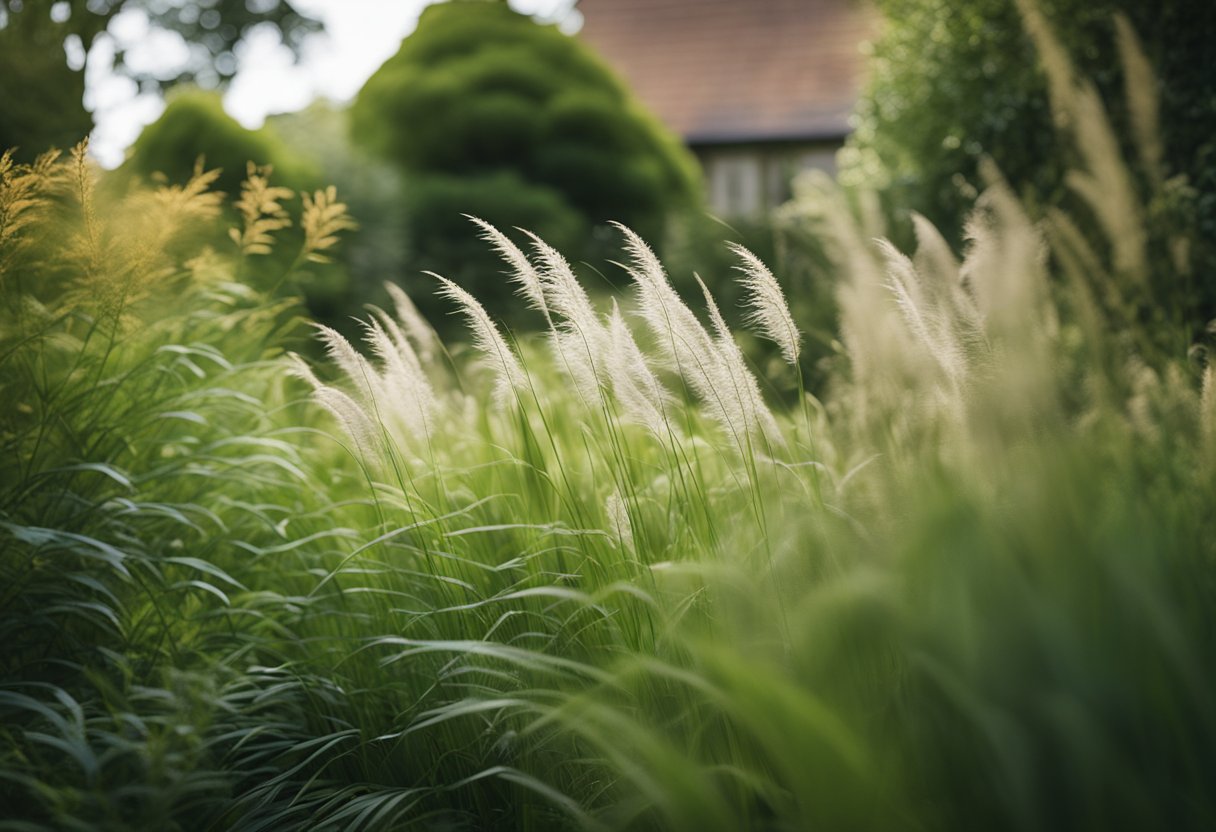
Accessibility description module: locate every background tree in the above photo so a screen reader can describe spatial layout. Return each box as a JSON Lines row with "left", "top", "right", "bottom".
{"left": 122, "top": 89, "right": 318, "bottom": 196}
{"left": 350, "top": 0, "right": 702, "bottom": 328}
{"left": 0, "top": 0, "right": 321, "bottom": 159}
{"left": 841, "top": 0, "right": 1216, "bottom": 333}
{"left": 118, "top": 90, "right": 342, "bottom": 316}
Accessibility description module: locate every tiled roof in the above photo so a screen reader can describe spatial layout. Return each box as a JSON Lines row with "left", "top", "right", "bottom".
{"left": 576, "top": 0, "right": 877, "bottom": 145}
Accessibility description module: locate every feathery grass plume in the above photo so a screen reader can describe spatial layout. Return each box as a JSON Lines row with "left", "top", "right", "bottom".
{"left": 952, "top": 167, "right": 1065, "bottom": 437}
{"left": 1045, "top": 204, "right": 1133, "bottom": 344}
{"left": 615, "top": 221, "right": 750, "bottom": 443}
{"left": 367, "top": 303, "right": 424, "bottom": 378}
{"left": 729, "top": 243, "right": 800, "bottom": 366}
{"left": 1043, "top": 206, "right": 1117, "bottom": 373}
{"left": 616, "top": 221, "right": 784, "bottom": 449}
{"left": 613, "top": 221, "right": 714, "bottom": 360}
{"left": 1113, "top": 14, "right": 1163, "bottom": 188}
{"left": 1127, "top": 361, "right": 1196, "bottom": 447}
{"left": 877, "top": 238, "right": 966, "bottom": 386}
{"left": 1015, "top": 0, "right": 1146, "bottom": 283}
{"left": 229, "top": 162, "right": 293, "bottom": 257}
{"left": 358, "top": 314, "right": 438, "bottom": 444}
{"left": 384, "top": 280, "right": 441, "bottom": 368}
{"left": 779, "top": 173, "right": 920, "bottom": 414}
{"left": 182, "top": 247, "right": 232, "bottom": 287}
{"left": 0, "top": 148, "right": 58, "bottom": 281}
{"left": 604, "top": 489, "right": 634, "bottom": 554}
{"left": 606, "top": 299, "right": 675, "bottom": 437}
{"left": 1064, "top": 85, "right": 1148, "bottom": 282}
{"left": 287, "top": 352, "right": 379, "bottom": 459}
{"left": 960, "top": 163, "right": 1054, "bottom": 342}
{"left": 431, "top": 272, "right": 527, "bottom": 406}
{"left": 300, "top": 186, "right": 357, "bottom": 265}
{"left": 466, "top": 215, "right": 548, "bottom": 316}
{"left": 311, "top": 323, "right": 381, "bottom": 408}
{"left": 66, "top": 139, "right": 102, "bottom": 280}
{"left": 520, "top": 228, "right": 609, "bottom": 405}
{"left": 551, "top": 326, "right": 607, "bottom": 408}
{"left": 612, "top": 221, "right": 723, "bottom": 385}
{"left": 878, "top": 240, "right": 930, "bottom": 347}
{"left": 910, "top": 213, "right": 986, "bottom": 347}
{"left": 695, "top": 273, "right": 784, "bottom": 448}
{"left": 61, "top": 141, "right": 218, "bottom": 320}
{"left": 521, "top": 229, "right": 599, "bottom": 335}
{"left": 1109, "top": 14, "right": 1192, "bottom": 281}
{"left": 139, "top": 159, "right": 225, "bottom": 229}
{"left": 101, "top": 161, "right": 226, "bottom": 298}
{"left": 909, "top": 213, "right": 960, "bottom": 295}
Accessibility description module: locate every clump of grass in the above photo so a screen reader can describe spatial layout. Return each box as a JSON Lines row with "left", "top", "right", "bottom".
{"left": 2, "top": 6, "right": 1215, "bottom": 830}
{"left": 276, "top": 9, "right": 1214, "bottom": 829}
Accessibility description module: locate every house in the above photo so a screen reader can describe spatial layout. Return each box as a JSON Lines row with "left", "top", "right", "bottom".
{"left": 575, "top": 0, "right": 876, "bottom": 217}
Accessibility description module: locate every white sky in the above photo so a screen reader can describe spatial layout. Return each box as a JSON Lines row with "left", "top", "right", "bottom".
{"left": 86, "top": 0, "right": 580, "bottom": 167}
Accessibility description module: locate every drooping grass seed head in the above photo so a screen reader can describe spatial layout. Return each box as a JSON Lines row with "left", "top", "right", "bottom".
{"left": 695, "top": 273, "right": 785, "bottom": 450}
{"left": 606, "top": 300, "right": 676, "bottom": 437}
{"left": 311, "top": 323, "right": 381, "bottom": 407}
{"left": 384, "top": 281, "right": 442, "bottom": 368}
{"left": 431, "top": 272, "right": 528, "bottom": 407}
{"left": 466, "top": 215, "right": 549, "bottom": 318}
{"left": 729, "top": 242, "right": 801, "bottom": 366}
{"left": 287, "top": 352, "right": 379, "bottom": 458}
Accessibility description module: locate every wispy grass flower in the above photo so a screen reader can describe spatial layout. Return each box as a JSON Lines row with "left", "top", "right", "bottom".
{"left": 696, "top": 274, "right": 784, "bottom": 449}
{"left": 288, "top": 353, "right": 379, "bottom": 456}
{"left": 432, "top": 272, "right": 528, "bottom": 406}
{"left": 385, "top": 281, "right": 442, "bottom": 367}
{"left": 467, "top": 215, "right": 548, "bottom": 317}
{"left": 606, "top": 300, "right": 675, "bottom": 437}
{"left": 730, "top": 242, "right": 801, "bottom": 366}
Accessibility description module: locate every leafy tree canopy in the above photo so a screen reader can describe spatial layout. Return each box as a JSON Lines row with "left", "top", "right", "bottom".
{"left": 350, "top": 0, "right": 702, "bottom": 325}
{"left": 0, "top": 0, "right": 321, "bottom": 157}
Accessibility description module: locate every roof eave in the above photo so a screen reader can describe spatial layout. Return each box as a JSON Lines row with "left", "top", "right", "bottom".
{"left": 684, "top": 128, "right": 851, "bottom": 147}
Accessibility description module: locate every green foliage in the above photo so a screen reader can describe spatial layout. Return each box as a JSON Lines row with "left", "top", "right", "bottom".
{"left": 350, "top": 0, "right": 702, "bottom": 327}
{"left": 110, "top": 0, "right": 322, "bottom": 89}
{"left": 123, "top": 90, "right": 318, "bottom": 196}
{"left": 269, "top": 101, "right": 412, "bottom": 328}
{"left": 0, "top": 147, "right": 315, "bottom": 828}
{"left": 0, "top": 0, "right": 322, "bottom": 158}
{"left": 844, "top": 0, "right": 1216, "bottom": 331}
{"left": 0, "top": 0, "right": 321, "bottom": 89}
{"left": 116, "top": 92, "right": 358, "bottom": 318}
{"left": 0, "top": 6, "right": 92, "bottom": 161}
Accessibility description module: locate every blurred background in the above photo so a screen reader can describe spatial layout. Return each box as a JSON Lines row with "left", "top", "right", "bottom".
{"left": 2, "top": 0, "right": 1211, "bottom": 391}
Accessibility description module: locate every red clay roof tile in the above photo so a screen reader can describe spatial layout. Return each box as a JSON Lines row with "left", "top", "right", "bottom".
{"left": 576, "top": 0, "right": 877, "bottom": 144}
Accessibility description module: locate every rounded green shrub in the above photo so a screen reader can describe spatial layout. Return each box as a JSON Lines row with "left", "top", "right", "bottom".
{"left": 351, "top": 0, "right": 702, "bottom": 327}
{"left": 119, "top": 91, "right": 343, "bottom": 314}
{"left": 122, "top": 89, "right": 318, "bottom": 196}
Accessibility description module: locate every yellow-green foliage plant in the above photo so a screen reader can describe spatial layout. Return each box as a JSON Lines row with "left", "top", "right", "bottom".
{"left": 1, "top": 6, "right": 1214, "bottom": 832}
{"left": 0, "top": 143, "right": 363, "bottom": 828}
